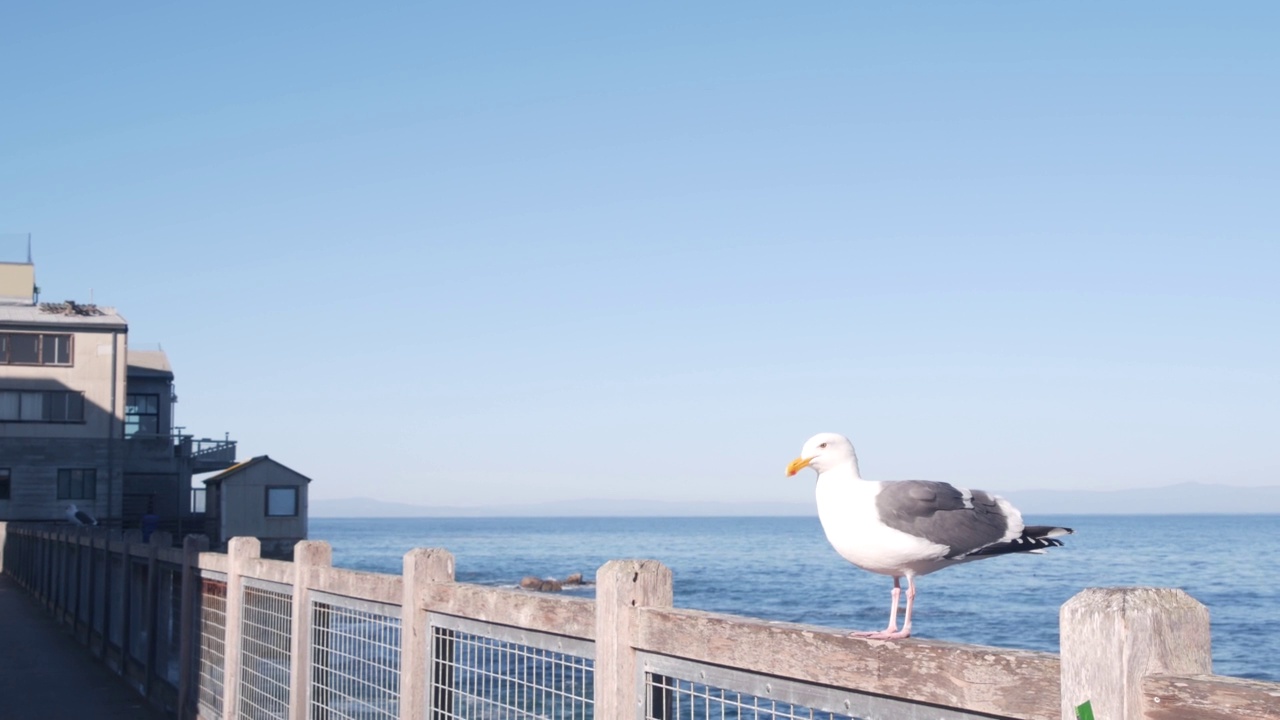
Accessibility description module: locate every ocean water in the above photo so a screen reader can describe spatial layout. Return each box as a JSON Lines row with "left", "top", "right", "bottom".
{"left": 310, "top": 514, "right": 1280, "bottom": 682}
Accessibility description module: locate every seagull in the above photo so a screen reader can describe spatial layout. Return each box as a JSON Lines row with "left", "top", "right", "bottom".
{"left": 787, "top": 432, "right": 1071, "bottom": 640}
{"left": 65, "top": 503, "right": 98, "bottom": 527}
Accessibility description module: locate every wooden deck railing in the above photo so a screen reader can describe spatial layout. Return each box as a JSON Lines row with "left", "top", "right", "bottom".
{"left": 1, "top": 522, "right": 1277, "bottom": 720}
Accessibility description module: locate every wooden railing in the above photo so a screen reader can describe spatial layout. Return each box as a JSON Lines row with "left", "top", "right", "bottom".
{"left": 1, "top": 522, "right": 1277, "bottom": 720}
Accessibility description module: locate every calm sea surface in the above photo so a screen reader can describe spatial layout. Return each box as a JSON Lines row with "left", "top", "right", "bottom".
{"left": 310, "top": 514, "right": 1280, "bottom": 681}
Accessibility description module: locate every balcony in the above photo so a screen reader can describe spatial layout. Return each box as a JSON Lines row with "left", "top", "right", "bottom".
{"left": 188, "top": 435, "right": 238, "bottom": 473}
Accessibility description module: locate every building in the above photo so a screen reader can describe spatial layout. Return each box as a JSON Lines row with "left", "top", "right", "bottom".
{"left": 202, "top": 455, "right": 310, "bottom": 559}
{"left": 0, "top": 256, "right": 236, "bottom": 530}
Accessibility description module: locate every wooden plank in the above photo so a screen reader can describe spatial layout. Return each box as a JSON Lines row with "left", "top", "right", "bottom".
{"left": 1061, "top": 588, "right": 1212, "bottom": 720}
{"left": 198, "top": 551, "right": 228, "bottom": 573}
{"left": 312, "top": 566, "right": 403, "bottom": 606}
{"left": 242, "top": 557, "right": 295, "bottom": 585}
{"left": 422, "top": 583, "right": 596, "bottom": 640}
{"left": 596, "top": 560, "right": 673, "bottom": 720}
{"left": 401, "top": 548, "right": 455, "bottom": 720}
{"left": 1143, "top": 674, "right": 1280, "bottom": 720}
{"left": 638, "top": 606, "right": 1060, "bottom": 720}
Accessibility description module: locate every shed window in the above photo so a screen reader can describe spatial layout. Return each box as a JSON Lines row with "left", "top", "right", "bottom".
{"left": 266, "top": 486, "right": 298, "bottom": 517}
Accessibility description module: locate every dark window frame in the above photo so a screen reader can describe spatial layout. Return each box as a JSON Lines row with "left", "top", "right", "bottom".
{"left": 125, "top": 393, "right": 161, "bottom": 436}
{"left": 0, "top": 389, "right": 86, "bottom": 423}
{"left": 0, "top": 332, "right": 74, "bottom": 366}
{"left": 0, "top": 468, "right": 10, "bottom": 500}
{"left": 57, "top": 468, "right": 97, "bottom": 500}
{"left": 264, "top": 486, "right": 299, "bottom": 517}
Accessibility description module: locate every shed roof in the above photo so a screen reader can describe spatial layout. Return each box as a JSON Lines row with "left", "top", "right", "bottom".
{"left": 202, "top": 455, "right": 313, "bottom": 486}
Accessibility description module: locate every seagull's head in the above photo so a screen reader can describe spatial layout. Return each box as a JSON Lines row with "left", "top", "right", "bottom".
{"left": 786, "top": 432, "right": 859, "bottom": 477}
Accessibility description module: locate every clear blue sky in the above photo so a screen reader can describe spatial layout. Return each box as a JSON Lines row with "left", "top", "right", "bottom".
{"left": 3, "top": 2, "right": 1277, "bottom": 506}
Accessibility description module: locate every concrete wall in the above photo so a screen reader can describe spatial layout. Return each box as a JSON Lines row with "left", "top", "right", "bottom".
{"left": 0, "top": 327, "right": 128, "bottom": 522}
{"left": 0, "top": 327, "right": 126, "bottom": 439}
{"left": 216, "top": 461, "right": 308, "bottom": 551}
{"left": 0, "top": 437, "right": 119, "bottom": 521}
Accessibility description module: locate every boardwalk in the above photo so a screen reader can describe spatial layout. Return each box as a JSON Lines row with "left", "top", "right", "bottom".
{"left": 0, "top": 575, "right": 166, "bottom": 720}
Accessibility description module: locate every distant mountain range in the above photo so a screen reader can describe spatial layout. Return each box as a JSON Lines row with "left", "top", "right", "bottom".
{"left": 310, "top": 482, "right": 1280, "bottom": 518}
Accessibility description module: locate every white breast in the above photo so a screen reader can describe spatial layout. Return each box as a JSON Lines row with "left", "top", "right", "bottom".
{"left": 815, "top": 476, "right": 953, "bottom": 577}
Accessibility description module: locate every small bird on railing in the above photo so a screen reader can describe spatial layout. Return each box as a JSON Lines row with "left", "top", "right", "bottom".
{"left": 65, "top": 503, "right": 99, "bottom": 527}
{"left": 787, "top": 432, "right": 1072, "bottom": 640}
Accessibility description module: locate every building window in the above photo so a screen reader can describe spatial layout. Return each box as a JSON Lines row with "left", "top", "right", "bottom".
{"left": 0, "top": 332, "right": 72, "bottom": 365}
{"left": 0, "top": 469, "right": 10, "bottom": 500}
{"left": 265, "top": 486, "right": 298, "bottom": 517}
{"left": 0, "top": 390, "right": 85, "bottom": 423}
{"left": 57, "top": 469, "right": 96, "bottom": 500}
{"left": 125, "top": 394, "right": 160, "bottom": 436}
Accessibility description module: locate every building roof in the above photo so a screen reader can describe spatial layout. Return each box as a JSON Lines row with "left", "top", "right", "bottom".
{"left": 127, "top": 349, "right": 173, "bottom": 378}
{"left": 202, "top": 455, "right": 314, "bottom": 485}
{"left": 0, "top": 301, "right": 128, "bottom": 331}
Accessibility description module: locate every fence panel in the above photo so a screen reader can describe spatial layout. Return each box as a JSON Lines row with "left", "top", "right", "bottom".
{"left": 310, "top": 591, "right": 403, "bottom": 720}
{"left": 639, "top": 653, "right": 1003, "bottom": 720}
{"left": 239, "top": 578, "right": 294, "bottom": 720}
{"left": 198, "top": 574, "right": 229, "bottom": 718}
{"left": 428, "top": 614, "right": 595, "bottom": 720}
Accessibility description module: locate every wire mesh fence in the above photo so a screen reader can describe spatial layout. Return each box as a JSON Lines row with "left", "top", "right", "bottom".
{"left": 310, "top": 593, "right": 403, "bottom": 720}
{"left": 640, "top": 655, "right": 999, "bottom": 720}
{"left": 239, "top": 580, "right": 294, "bottom": 720}
{"left": 429, "top": 615, "right": 595, "bottom": 720}
{"left": 198, "top": 577, "right": 228, "bottom": 718}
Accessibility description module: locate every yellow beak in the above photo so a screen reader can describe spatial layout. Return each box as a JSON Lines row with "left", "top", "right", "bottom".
{"left": 785, "top": 456, "right": 812, "bottom": 476}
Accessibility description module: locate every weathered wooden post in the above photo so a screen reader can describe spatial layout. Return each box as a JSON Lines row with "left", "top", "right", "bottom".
{"left": 595, "top": 559, "right": 673, "bottom": 720}
{"left": 1060, "top": 587, "right": 1212, "bottom": 720}
{"left": 398, "top": 548, "right": 455, "bottom": 720}
{"left": 142, "top": 531, "right": 172, "bottom": 702}
{"left": 222, "top": 536, "right": 261, "bottom": 720}
{"left": 177, "top": 534, "right": 209, "bottom": 719}
{"left": 289, "top": 540, "right": 332, "bottom": 720}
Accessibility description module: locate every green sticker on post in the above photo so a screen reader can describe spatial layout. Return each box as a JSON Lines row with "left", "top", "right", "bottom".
{"left": 1075, "top": 701, "right": 1095, "bottom": 720}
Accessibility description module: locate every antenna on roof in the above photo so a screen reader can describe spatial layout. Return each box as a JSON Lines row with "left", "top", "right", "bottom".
{"left": 26, "top": 233, "right": 32, "bottom": 263}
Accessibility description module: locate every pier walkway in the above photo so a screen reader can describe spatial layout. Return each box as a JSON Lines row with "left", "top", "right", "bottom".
{"left": 0, "top": 575, "right": 165, "bottom": 720}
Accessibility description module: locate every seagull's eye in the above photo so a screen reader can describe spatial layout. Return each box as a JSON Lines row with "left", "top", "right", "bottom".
{"left": 818, "top": 442, "right": 828, "bottom": 449}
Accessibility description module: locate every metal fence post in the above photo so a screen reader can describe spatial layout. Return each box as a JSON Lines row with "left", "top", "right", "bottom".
{"left": 596, "top": 559, "right": 673, "bottom": 720}
{"left": 289, "top": 540, "right": 332, "bottom": 720}
{"left": 399, "top": 548, "right": 455, "bottom": 720}
{"left": 1060, "top": 587, "right": 1212, "bottom": 720}
{"left": 222, "top": 536, "right": 261, "bottom": 720}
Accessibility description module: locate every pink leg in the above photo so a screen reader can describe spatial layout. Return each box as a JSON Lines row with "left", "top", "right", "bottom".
{"left": 851, "top": 577, "right": 903, "bottom": 638}
{"left": 853, "top": 575, "right": 915, "bottom": 640}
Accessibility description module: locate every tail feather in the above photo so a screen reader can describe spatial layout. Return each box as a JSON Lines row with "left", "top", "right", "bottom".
{"left": 964, "top": 525, "right": 1073, "bottom": 558}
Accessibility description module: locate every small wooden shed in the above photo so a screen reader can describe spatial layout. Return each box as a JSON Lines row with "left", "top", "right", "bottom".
{"left": 202, "top": 455, "right": 310, "bottom": 559}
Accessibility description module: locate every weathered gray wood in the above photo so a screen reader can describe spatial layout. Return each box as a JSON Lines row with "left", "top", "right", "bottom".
{"left": 221, "top": 536, "right": 261, "bottom": 720}
{"left": 420, "top": 583, "right": 596, "bottom": 639}
{"left": 142, "top": 532, "right": 168, "bottom": 700}
{"left": 243, "top": 556, "right": 296, "bottom": 585}
{"left": 1061, "top": 587, "right": 1212, "bottom": 720}
{"left": 178, "top": 534, "right": 209, "bottom": 720}
{"left": 638, "top": 606, "right": 1060, "bottom": 720}
{"left": 596, "top": 559, "right": 673, "bottom": 720}
{"left": 312, "top": 566, "right": 403, "bottom": 605}
{"left": 289, "top": 541, "right": 332, "bottom": 720}
{"left": 400, "top": 548, "right": 455, "bottom": 720}
{"left": 1143, "top": 674, "right": 1280, "bottom": 720}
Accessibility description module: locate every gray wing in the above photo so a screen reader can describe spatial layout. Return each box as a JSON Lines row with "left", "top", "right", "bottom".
{"left": 875, "top": 480, "right": 1010, "bottom": 558}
